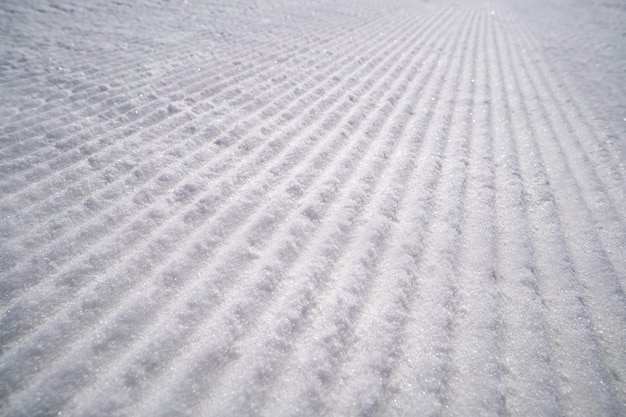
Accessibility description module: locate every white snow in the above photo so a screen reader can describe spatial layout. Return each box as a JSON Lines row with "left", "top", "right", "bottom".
{"left": 1, "top": 0, "right": 625, "bottom": 416}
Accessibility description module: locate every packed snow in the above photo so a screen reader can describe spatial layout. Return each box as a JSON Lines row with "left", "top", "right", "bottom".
{"left": 1, "top": 0, "right": 625, "bottom": 416}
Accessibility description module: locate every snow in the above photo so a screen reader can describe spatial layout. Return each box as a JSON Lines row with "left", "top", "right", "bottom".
{"left": 1, "top": 0, "right": 625, "bottom": 416}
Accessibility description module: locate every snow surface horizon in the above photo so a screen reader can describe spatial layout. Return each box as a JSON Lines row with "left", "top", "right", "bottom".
{"left": 1, "top": 0, "right": 625, "bottom": 416}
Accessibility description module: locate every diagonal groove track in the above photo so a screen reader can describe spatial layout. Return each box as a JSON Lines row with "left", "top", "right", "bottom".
{"left": 0, "top": 14, "right": 379, "bottom": 225}
{"left": 78, "top": 7, "right": 463, "bottom": 417}
{"left": 0, "top": 5, "right": 454, "bottom": 412}
{"left": 0, "top": 9, "right": 419, "bottom": 310}
{"left": 493, "top": 5, "right": 626, "bottom": 413}
{"left": 489, "top": 3, "right": 625, "bottom": 415}
{"left": 207, "top": 8, "right": 480, "bottom": 417}
{"left": 1, "top": 1, "right": 624, "bottom": 416}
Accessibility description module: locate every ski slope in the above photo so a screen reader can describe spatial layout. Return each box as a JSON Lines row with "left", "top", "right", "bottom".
{"left": 1, "top": 0, "right": 625, "bottom": 416}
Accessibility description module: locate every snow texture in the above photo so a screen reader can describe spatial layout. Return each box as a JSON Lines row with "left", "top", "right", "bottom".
{"left": 1, "top": 0, "right": 625, "bottom": 416}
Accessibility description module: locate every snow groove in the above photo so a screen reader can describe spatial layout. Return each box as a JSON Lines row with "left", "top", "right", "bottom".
{"left": 503, "top": 11, "right": 626, "bottom": 282}
{"left": 1, "top": 1, "right": 624, "bottom": 416}
{"left": 488, "top": 4, "right": 625, "bottom": 415}
{"left": 0, "top": 11, "right": 411, "bottom": 315}
{"left": 377, "top": 9, "right": 482, "bottom": 416}
{"left": 1, "top": 6, "right": 453, "bottom": 415}
{"left": 0, "top": 6, "right": 422, "bottom": 307}
{"left": 493, "top": 8, "right": 626, "bottom": 414}
{"left": 0, "top": 14, "right": 382, "bottom": 239}
{"left": 113, "top": 8, "right": 463, "bottom": 417}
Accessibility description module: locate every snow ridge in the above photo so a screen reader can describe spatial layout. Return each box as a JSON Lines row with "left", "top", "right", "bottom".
{"left": 1, "top": 1, "right": 625, "bottom": 416}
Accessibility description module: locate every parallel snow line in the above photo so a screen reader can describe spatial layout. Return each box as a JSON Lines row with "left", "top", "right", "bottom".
{"left": 0, "top": 46, "right": 309, "bottom": 207}
{"left": 0, "top": 8, "right": 369, "bottom": 180}
{"left": 0, "top": 9, "right": 424, "bottom": 370}
{"left": 62, "top": 8, "right": 460, "bottom": 416}
{"left": 120, "top": 8, "right": 464, "bottom": 416}
{"left": 328, "top": 8, "right": 480, "bottom": 412}
{"left": 488, "top": 5, "right": 624, "bottom": 414}
{"left": 0, "top": 16, "right": 361, "bottom": 198}
{"left": 1, "top": 22, "right": 414, "bottom": 370}
{"left": 258, "top": 8, "right": 472, "bottom": 414}
{"left": 486, "top": 8, "right": 564, "bottom": 416}
{"left": 504, "top": 15, "right": 626, "bottom": 279}
{"left": 0, "top": 19, "right": 187, "bottom": 93}
{"left": 0, "top": 0, "right": 365, "bottom": 97}
{"left": 0, "top": 9, "right": 448, "bottom": 412}
{"left": 509, "top": 16, "right": 626, "bottom": 184}
{"left": 0, "top": 24, "right": 376, "bottom": 270}
{"left": 0, "top": 8, "right": 398, "bottom": 235}
{"left": 510, "top": 44, "right": 626, "bottom": 222}
{"left": 0, "top": 28, "right": 248, "bottom": 120}
{"left": 538, "top": 21, "right": 626, "bottom": 101}
{"left": 0, "top": 5, "right": 351, "bottom": 142}
{"left": 513, "top": 34, "right": 626, "bottom": 287}
{"left": 494, "top": 12, "right": 626, "bottom": 415}
{"left": 0, "top": 3, "right": 426, "bottom": 310}
{"left": 0, "top": 4, "right": 426, "bottom": 349}
{"left": 0, "top": 22, "right": 335, "bottom": 147}
{"left": 316, "top": 8, "right": 483, "bottom": 416}
{"left": 373, "top": 8, "right": 481, "bottom": 417}
{"left": 6, "top": 8, "right": 365, "bottom": 143}
{"left": 496, "top": 10, "right": 626, "bottom": 413}
{"left": 200, "top": 9, "right": 478, "bottom": 416}
{"left": 532, "top": 37, "right": 626, "bottom": 182}
{"left": 0, "top": 25, "right": 286, "bottom": 122}
{"left": 504, "top": 6, "right": 626, "bottom": 218}
{"left": 2, "top": 6, "right": 436, "bottom": 410}
{"left": 0, "top": 8, "right": 412, "bottom": 300}
{"left": 497, "top": 0, "right": 626, "bottom": 355}
{"left": 439, "top": 11, "right": 504, "bottom": 416}
{"left": 0, "top": 48, "right": 342, "bottom": 288}
{"left": 0, "top": 29, "right": 275, "bottom": 146}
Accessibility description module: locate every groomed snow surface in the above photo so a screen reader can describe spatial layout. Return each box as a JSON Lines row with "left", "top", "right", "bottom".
{"left": 1, "top": 0, "right": 625, "bottom": 416}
